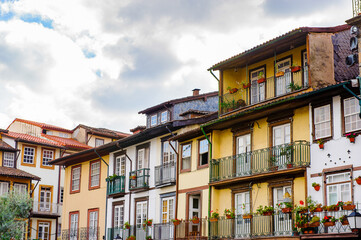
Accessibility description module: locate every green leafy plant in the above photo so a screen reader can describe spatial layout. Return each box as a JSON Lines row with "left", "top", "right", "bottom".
{"left": 145, "top": 236, "right": 152, "bottom": 240}
{"left": 127, "top": 235, "right": 136, "bottom": 240}
{"left": 321, "top": 216, "right": 337, "bottom": 223}
{"left": 309, "top": 216, "right": 320, "bottom": 223}
{"left": 124, "top": 221, "right": 131, "bottom": 229}
{"left": 106, "top": 174, "right": 118, "bottom": 181}
{"left": 256, "top": 205, "right": 274, "bottom": 215}
{"left": 288, "top": 83, "right": 302, "bottom": 91}
{"left": 346, "top": 133, "right": 357, "bottom": 138}
{"left": 224, "top": 208, "right": 235, "bottom": 218}
{"left": 312, "top": 182, "right": 320, "bottom": 188}
{"left": 210, "top": 209, "right": 219, "bottom": 219}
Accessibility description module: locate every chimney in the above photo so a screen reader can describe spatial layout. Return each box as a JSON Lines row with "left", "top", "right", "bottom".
{"left": 192, "top": 88, "right": 200, "bottom": 96}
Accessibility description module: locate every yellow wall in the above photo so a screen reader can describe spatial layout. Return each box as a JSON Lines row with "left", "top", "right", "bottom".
{"left": 62, "top": 155, "right": 108, "bottom": 237}
{"left": 293, "top": 106, "right": 310, "bottom": 141}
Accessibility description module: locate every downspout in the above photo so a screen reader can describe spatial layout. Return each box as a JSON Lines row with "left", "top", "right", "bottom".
{"left": 200, "top": 126, "right": 211, "bottom": 240}
{"left": 94, "top": 148, "right": 109, "bottom": 240}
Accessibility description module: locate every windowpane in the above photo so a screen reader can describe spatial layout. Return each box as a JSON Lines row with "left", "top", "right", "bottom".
{"left": 344, "top": 97, "right": 361, "bottom": 132}
{"left": 90, "top": 162, "right": 100, "bottom": 187}
{"left": 42, "top": 149, "right": 54, "bottom": 166}
{"left": 72, "top": 167, "right": 80, "bottom": 191}
{"left": 3, "top": 152, "right": 15, "bottom": 167}
{"left": 115, "top": 155, "right": 126, "bottom": 176}
{"left": 162, "top": 141, "right": 176, "bottom": 165}
{"left": 150, "top": 115, "right": 157, "bottom": 126}
{"left": 0, "top": 182, "right": 9, "bottom": 196}
{"left": 199, "top": 139, "right": 209, "bottom": 166}
{"left": 326, "top": 172, "right": 352, "bottom": 205}
{"left": 161, "top": 111, "right": 168, "bottom": 123}
{"left": 181, "top": 144, "right": 191, "bottom": 170}
{"left": 95, "top": 139, "right": 104, "bottom": 147}
{"left": 314, "top": 105, "right": 331, "bottom": 139}
{"left": 14, "top": 183, "right": 27, "bottom": 195}
{"left": 23, "top": 147, "right": 35, "bottom": 164}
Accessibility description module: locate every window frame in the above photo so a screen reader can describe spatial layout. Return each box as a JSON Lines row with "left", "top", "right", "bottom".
{"left": 342, "top": 96, "right": 361, "bottom": 135}
{"left": 21, "top": 144, "right": 37, "bottom": 167}
{"left": 269, "top": 119, "right": 293, "bottom": 148}
{"left": 324, "top": 170, "right": 353, "bottom": 205}
{"left": 36, "top": 220, "right": 51, "bottom": 240}
{"left": 134, "top": 197, "right": 148, "bottom": 226}
{"left": 40, "top": 148, "right": 55, "bottom": 169}
{"left": 0, "top": 181, "right": 10, "bottom": 196}
{"left": 112, "top": 201, "right": 124, "bottom": 228}
{"left": 69, "top": 211, "right": 79, "bottom": 239}
{"left": 162, "top": 140, "right": 176, "bottom": 165}
{"left": 312, "top": 101, "right": 333, "bottom": 142}
{"left": 70, "top": 165, "right": 81, "bottom": 194}
{"left": 2, "top": 151, "right": 15, "bottom": 168}
{"left": 180, "top": 142, "right": 192, "bottom": 173}
{"left": 95, "top": 138, "right": 104, "bottom": 147}
{"left": 114, "top": 151, "right": 126, "bottom": 176}
{"left": 87, "top": 208, "right": 99, "bottom": 240}
{"left": 38, "top": 185, "right": 53, "bottom": 212}
{"left": 13, "top": 182, "right": 28, "bottom": 195}
{"left": 136, "top": 143, "right": 150, "bottom": 170}
{"left": 249, "top": 65, "right": 266, "bottom": 104}
{"left": 197, "top": 137, "right": 210, "bottom": 169}
{"left": 150, "top": 114, "right": 157, "bottom": 127}
{"left": 89, "top": 160, "right": 101, "bottom": 190}
{"left": 160, "top": 111, "right": 168, "bottom": 123}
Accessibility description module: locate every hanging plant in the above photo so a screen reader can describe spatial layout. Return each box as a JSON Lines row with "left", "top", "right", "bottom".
{"left": 345, "top": 133, "right": 357, "bottom": 143}
{"left": 317, "top": 139, "right": 324, "bottom": 149}
{"left": 227, "top": 86, "right": 238, "bottom": 94}
{"left": 290, "top": 65, "right": 301, "bottom": 73}
{"left": 312, "top": 182, "right": 320, "bottom": 191}
{"left": 242, "top": 83, "right": 251, "bottom": 89}
{"left": 355, "top": 176, "right": 361, "bottom": 185}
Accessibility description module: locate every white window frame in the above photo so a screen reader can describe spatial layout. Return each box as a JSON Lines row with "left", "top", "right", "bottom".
{"left": 162, "top": 141, "right": 176, "bottom": 165}
{"left": 39, "top": 186, "right": 51, "bottom": 212}
{"left": 235, "top": 191, "right": 250, "bottom": 215}
{"left": 136, "top": 201, "right": 148, "bottom": 227}
{"left": 3, "top": 152, "right": 15, "bottom": 167}
{"left": 38, "top": 222, "right": 50, "bottom": 240}
{"left": 161, "top": 111, "right": 168, "bottom": 123}
{"left": 115, "top": 155, "right": 126, "bottom": 176}
{"left": 59, "top": 132, "right": 69, "bottom": 138}
{"left": 13, "top": 183, "right": 27, "bottom": 195}
{"left": 344, "top": 97, "right": 361, "bottom": 133}
{"left": 0, "top": 181, "right": 9, "bottom": 196}
{"left": 90, "top": 161, "right": 100, "bottom": 188}
{"left": 42, "top": 149, "right": 54, "bottom": 166}
{"left": 326, "top": 172, "right": 352, "bottom": 205}
{"left": 199, "top": 139, "right": 209, "bottom": 166}
{"left": 95, "top": 138, "right": 104, "bottom": 147}
{"left": 250, "top": 68, "right": 265, "bottom": 104}
{"left": 114, "top": 204, "right": 124, "bottom": 228}
{"left": 181, "top": 143, "right": 191, "bottom": 170}
{"left": 314, "top": 104, "right": 332, "bottom": 139}
{"left": 88, "top": 210, "right": 98, "bottom": 240}
{"left": 150, "top": 114, "right": 157, "bottom": 127}
{"left": 275, "top": 58, "right": 292, "bottom": 96}
{"left": 70, "top": 212, "right": 79, "bottom": 240}
{"left": 71, "top": 166, "right": 81, "bottom": 192}
{"left": 137, "top": 148, "right": 148, "bottom": 170}
{"left": 23, "top": 146, "right": 35, "bottom": 164}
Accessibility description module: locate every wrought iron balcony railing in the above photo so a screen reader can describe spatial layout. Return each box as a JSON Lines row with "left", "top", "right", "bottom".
{"left": 220, "top": 66, "right": 308, "bottom": 114}
{"left": 129, "top": 168, "right": 150, "bottom": 191}
{"left": 155, "top": 162, "right": 176, "bottom": 187}
{"left": 107, "top": 225, "right": 153, "bottom": 240}
{"left": 210, "top": 141, "right": 310, "bottom": 183}
{"left": 106, "top": 175, "right": 125, "bottom": 196}
{"left": 32, "top": 201, "right": 62, "bottom": 216}
{"left": 175, "top": 218, "right": 208, "bottom": 239}
{"left": 61, "top": 227, "right": 99, "bottom": 240}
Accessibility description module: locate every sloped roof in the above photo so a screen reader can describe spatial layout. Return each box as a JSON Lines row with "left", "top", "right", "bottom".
{"left": 0, "top": 139, "right": 17, "bottom": 152}
{"left": 74, "top": 124, "right": 130, "bottom": 139}
{"left": 0, "top": 166, "right": 41, "bottom": 180}
{"left": 42, "top": 134, "right": 92, "bottom": 150}
{"left": 179, "top": 109, "right": 213, "bottom": 117}
{"left": 3, "top": 131, "right": 63, "bottom": 148}
{"left": 9, "top": 118, "right": 73, "bottom": 133}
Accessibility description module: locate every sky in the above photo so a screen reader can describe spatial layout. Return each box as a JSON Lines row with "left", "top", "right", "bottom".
{"left": 0, "top": 0, "right": 353, "bottom": 133}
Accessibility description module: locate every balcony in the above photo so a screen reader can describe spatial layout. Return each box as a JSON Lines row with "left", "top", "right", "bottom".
{"left": 220, "top": 66, "right": 308, "bottom": 115}
{"left": 155, "top": 162, "right": 176, "bottom": 187}
{"left": 106, "top": 175, "right": 125, "bottom": 197}
{"left": 107, "top": 225, "right": 153, "bottom": 240}
{"left": 210, "top": 207, "right": 360, "bottom": 239}
{"left": 210, "top": 141, "right": 310, "bottom": 184}
{"left": 61, "top": 227, "right": 99, "bottom": 240}
{"left": 31, "top": 201, "right": 62, "bottom": 217}
{"left": 175, "top": 218, "right": 208, "bottom": 239}
{"left": 129, "top": 168, "right": 150, "bottom": 191}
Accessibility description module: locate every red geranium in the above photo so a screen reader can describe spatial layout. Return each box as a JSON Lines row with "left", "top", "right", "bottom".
{"left": 299, "top": 200, "right": 304, "bottom": 205}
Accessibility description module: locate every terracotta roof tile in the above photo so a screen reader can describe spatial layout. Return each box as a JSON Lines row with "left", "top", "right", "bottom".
{"left": 3, "top": 131, "right": 62, "bottom": 147}
{"left": 75, "top": 124, "right": 130, "bottom": 139}
{"left": 10, "top": 118, "right": 73, "bottom": 133}
{"left": 42, "top": 134, "right": 92, "bottom": 150}
{"left": 0, "top": 166, "right": 41, "bottom": 180}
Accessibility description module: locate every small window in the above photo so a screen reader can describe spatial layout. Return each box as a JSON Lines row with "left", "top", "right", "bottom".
{"left": 344, "top": 97, "right": 361, "bottom": 133}
{"left": 23, "top": 146, "right": 35, "bottom": 165}
{"left": 314, "top": 105, "right": 331, "bottom": 139}
{"left": 13, "top": 183, "right": 28, "bottom": 195}
{"left": 162, "top": 141, "right": 176, "bottom": 165}
{"left": 90, "top": 161, "right": 100, "bottom": 189}
{"left": 0, "top": 182, "right": 9, "bottom": 196}
{"left": 3, "top": 152, "right": 15, "bottom": 167}
{"left": 181, "top": 143, "right": 191, "bottom": 170}
{"left": 150, "top": 114, "right": 157, "bottom": 127}
{"left": 59, "top": 132, "right": 69, "bottom": 138}
{"left": 198, "top": 139, "right": 209, "bottom": 166}
{"left": 46, "top": 131, "right": 53, "bottom": 135}
{"left": 95, "top": 138, "right": 104, "bottom": 147}
{"left": 326, "top": 172, "right": 351, "bottom": 205}
{"left": 71, "top": 166, "right": 81, "bottom": 193}
{"left": 161, "top": 111, "right": 168, "bottom": 123}
{"left": 42, "top": 149, "right": 54, "bottom": 167}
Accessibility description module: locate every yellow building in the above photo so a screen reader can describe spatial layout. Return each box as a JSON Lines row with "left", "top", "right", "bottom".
{"left": 200, "top": 25, "right": 351, "bottom": 239}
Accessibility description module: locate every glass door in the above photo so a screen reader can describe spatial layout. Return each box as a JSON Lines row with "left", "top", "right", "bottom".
{"left": 189, "top": 195, "right": 201, "bottom": 235}
{"left": 276, "top": 58, "right": 291, "bottom": 96}
{"left": 272, "top": 124, "right": 291, "bottom": 168}
{"left": 88, "top": 210, "right": 98, "bottom": 240}
{"left": 236, "top": 134, "right": 251, "bottom": 176}
{"left": 273, "top": 187, "right": 292, "bottom": 235}
{"left": 39, "top": 187, "right": 51, "bottom": 212}
{"left": 234, "top": 192, "right": 251, "bottom": 238}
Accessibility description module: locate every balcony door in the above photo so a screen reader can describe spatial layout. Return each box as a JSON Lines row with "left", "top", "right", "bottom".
{"left": 136, "top": 200, "right": 148, "bottom": 239}
{"left": 234, "top": 192, "right": 251, "bottom": 238}
{"left": 88, "top": 209, "right": 98, "bottom": 240}
{"left": 236, "top": 134, "right": 251, "bottom": 176}
{"left": 272, "top": 123, "right": 291, "bottom": 168}
{"left": 251, "top": 68, "right": 265, "bottom": 104}
{"left": 137, "top": 148, "right": 148, "bottom": 170}
{"left": 39, "top": 187, "right": 51, "bottom": 212}
{"left": 273, "top": 187, "right": 292, "bottom": 235}
{"left": 70, "top": 212, "right": 79, "bottom": 240}
{"left": 160, "top": 197, "right": 174, "bottom": 239}
{"left": 303, "top": 51, "right": 308, "bottom": 87}
{"left": 276, "top": 58, "right": 291, "bottom": 96}
{"left": 188, "top": 194, "right": 201, "bottom": 234}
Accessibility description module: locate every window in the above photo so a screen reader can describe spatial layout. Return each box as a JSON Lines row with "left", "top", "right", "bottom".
{"left": 161, "top": 111, "right": 168, "bottom": 123}
{"left": 198, "top": 139, "right": 209, "bottom": 166}
{"left": 113, "top": 203, "right": 124, "bottom": 228}
{"left": 250, "top": 68, "right": 265, "bottom": 104}
{"left": 0, "top": 182, "right": 9, "bottom": 196}
{"left": 59, "top": 132, "right": 69, "bottom": 138}
{"left": 188, "top": 195, "right": 200, "bottom": 218}
{"left": 162, "top": 141, "right": 176, "bottom": 165}
{"left": 236, "top": 134, "right": 251, "bottom": 175}
{"left": 273, "top": 186, "right": 291, "bottom": 206}
{"left": 14, "top": 183, "right": 27, "bottom": 195}
{"left": 69, "top": 212, "right": 79, "bottom": 240}
{"left": 88, "top": 209, "right": 99, "bottom": 240}
{"left": 314, "top": 105, "right": 331, "bottom": 139}
{"left": 95, "top": 138, "right": 104, "bottom": 147}
{"left": 89, "top": 161, "right": 100, "bottom": 189}
{"left": 181, "top": 143, "right": 191, "bottom": 171}
{"left": 3, "top": 152, "right": 15, "bottom": 167}
{"left": 150, "top": 114, "right": 157, "bottom": 127}
{"left": 136, "top": 200, "right": 148, "bottom": 227}
{"left": 344, "top": 97, "right": 361, "bottom": 133}
{"left": 137, "top": 145, "right": 149, "bottom": 170}
{"left": 22, "top": 146, "right": 36, "bottom": 166}
{"left": 276, "top": 58, "right": 292, "bottom": 96}
{"left": 115, "top": 155, "right": 126, "bottom": 176}
{"left": 273, "top": 124, "right": 291, "bottom": 146}
{"left": 60, "top": 187, "right": 64, "bottom": 203}
{"left": 161, "top": 197, "right": 174, "bottom": 223}
{"left": 326, "top": 172, "right": 352, "bottom": 205}
{"left": 37, "top": 221, "right": 51, "bottom": 240}
{"left": 41, "top": 148, "right": 54, "bottom": 168}
{"left": 39, "top": 186, "right": 52, "bottom": 212}
{"left": 71, "top": 166, "right": 81, "bottom": 193}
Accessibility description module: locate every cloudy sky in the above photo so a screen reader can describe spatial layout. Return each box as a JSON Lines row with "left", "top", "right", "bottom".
{"left": 0, "top": 0, "right": 353, "bottom": 133}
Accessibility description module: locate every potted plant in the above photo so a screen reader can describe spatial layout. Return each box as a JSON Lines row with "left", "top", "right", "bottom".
{"left": 294, "top": 213, "right": 308, "bottom": 229}
{"left": 257, "top": 72, "right": 266, "bottom": 84}
{"left": 210, "top": 210, "right": 219, "bottom": 222}
{"left": 127, "top": 236, "right": 136, "bottom": 240}
{"left": 243, "top": 82, "right": 251, "bottom": 89}
{"left": 227, "top": 86, "right": 238, "bottom": 94}
{"left": 288, "top": 83, "right": 302, "bottom": 91}
{"left": 124, "top": 221, "right": 131, "bottom": 229}
{"left": 317, "top": 139, "right": 324, "bottom": 149}
{"left": 241, "top": 204, "right": 253, "bottom": 219}
{"left": 145, "top": 236, "right": 152, "bottom": 240}
{"left": 322, "top": 216, "right": 337, "bottom": 227}
{"left": 145, "top": 219, "right": 153, "bottom": 226}
{"left": 356, "top": 176, "right": 361, "bottom": 185}
{"left": 269, "top": 155, "right": 278, "bottom": 171}
{"left": 346, "top": 132, "right": 357, "bottom": 143}
{"left": 294, "top": 200, "right": 308, "bottom": 214}
{"left": 281, "top": 202, "right": 293, "bottom": 213}
{"left": 339, "top": 215, "right": 349, "bottom": 225}
{"left": 256, "top": 205, "right": 274, "bottom": 216}
{"left": 312, "top": 182, "right": 320, "bottom": 191}
{"left": 106, "top": 174, "right": 118, "bottom": 181}
{"left": 309, "top": 204, "right": 322, "bottom": 212}
{"left": 130, "top": 175, "right": 137, "bottom": 180}
{"left": 172, "top": 218, "right": 181, "bottom": 226}
{"left": 327, "top": 204, "right": 340, "bottom": 212}
{"left": 191, "top": 216, "right": 199, "bottom": 224}
{"left": 308, "top": 216, "right": 320, "bottom": 227}
{"left": 290, "top": 64, "right": 301, "bottom": 73}
{"left": 224, "top": 208, "right": 235, "bottom": 219}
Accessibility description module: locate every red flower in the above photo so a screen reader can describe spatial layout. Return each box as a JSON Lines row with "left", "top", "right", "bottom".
{"left": 299, "top": 200, "right": 304, "bottom": 205}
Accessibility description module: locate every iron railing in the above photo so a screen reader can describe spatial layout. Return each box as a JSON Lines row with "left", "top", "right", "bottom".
{"left": 61, "top": 227, "right": 99, "bottom": 240}
{"left": 107, "top": 225, "right": 153, "bottom": 240}
{"left": 175, "top": 218, "right": 208, "bottom": 239}
{"left": 220, "top": 66, "right": 308, "bottom": 114}
{"left": 129, "top": 168, "right": 150, "bottom": 190}
{"left": 107, "top": 175, "right": 125, "bottom": 196}
{"left": 32, "top": 201, "right": 62, "bottom": 215}
{"left": 154, "top": 222, "right": 175, "bottom": 240}
{"left": 155, "top": 162, "right": 176, "bottom": 187}
{"left": 210, "top": 141, "right": 310, "bottom": 183}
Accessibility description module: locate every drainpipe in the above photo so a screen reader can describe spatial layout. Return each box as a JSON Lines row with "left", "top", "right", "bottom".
{"left": 94, "top": 148, "right": 109, "bottom": 240}
{"left": 125, "top": 153, "right": 133, "bottom": 227}
{"left": 200, "top": 126, "right": 212, "bottom": 240}
{"left": 208, "top": 69, "right": 220, "bottom": 82}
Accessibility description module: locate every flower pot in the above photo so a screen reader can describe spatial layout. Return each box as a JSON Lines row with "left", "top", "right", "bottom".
{"left": 173, "top": 221, "right": 180, "bottom": 226}
{"left": 314, "top": 185, "right": 320, "bottom": 191}
{"left": 343, "top": 205, "right": 356, "bottom": 210}
{"left": 276, "top": 71, "right": 285, "bottom": 77}
{"left": 210, "top": 218, "right": 218, "bottom": 222}
{"left": 313, "top": 207, "right": 322, "bottom": 212}
{"left": 192, "top": 219, "right": 199, "bottom": 224}
{"left": 356, "top": 178, "right": 361, "bottom": 185}
{"left": 257, "top": 78, "right": 266, "bottom": 84}
{"left": 270, "top": 166, "right": 278, "bottom": 172}
{"left": 291, "top": 66, "right": 301, "bottom": 73}
{"left": 243, "top": 83, "right": 251, "bottom": 89}
{"left": 342, "top": 220, "right": 349, "bottom": 225}
{"left": 228, "top": 88, "right": 238, "bottom": 94}
{"left": 242, "top": 214, "right": 252, "bottom": 219}
{"left": 319, "top": 144, "right": 324, "bottom": 149}
{"left": 262, "top": 211, "right": 273, "bottom": 216}
{"left": 287, "top": 163, "right": 293, "bottom": 169}
{"left": 349, "top": 137, "right": 355, "bottom": 143}
{"left": 328, "top": 207, "right": 339, "bottom": 211}
{"left": 282, "top": 208, "right": 292, "bottom": 213}
{"left": 324, "top": 221, "right": 335, "bottom": 227}
{"left": 308, "top": 222, "right": 320, "bottom": 227}
{"left": 226, "top": 214, "right": 234, "bottom": 219}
